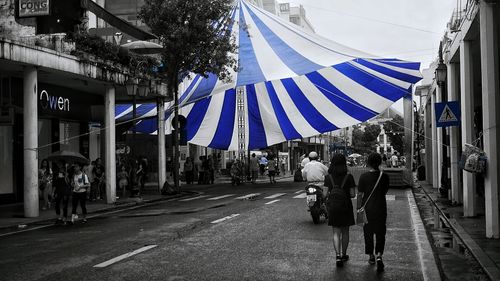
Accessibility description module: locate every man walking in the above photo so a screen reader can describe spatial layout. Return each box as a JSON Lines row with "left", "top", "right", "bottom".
{"left": 249, "top": 153, "right": 259, "bottom": 183}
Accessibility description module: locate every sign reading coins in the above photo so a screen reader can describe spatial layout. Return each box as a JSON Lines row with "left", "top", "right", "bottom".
{"left": 18, "top": 0, "right": 50, "bottom": 18}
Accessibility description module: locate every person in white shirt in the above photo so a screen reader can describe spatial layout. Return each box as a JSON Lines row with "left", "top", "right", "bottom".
{"left": 302, "top": 151, "right": 329, "bottom": 196}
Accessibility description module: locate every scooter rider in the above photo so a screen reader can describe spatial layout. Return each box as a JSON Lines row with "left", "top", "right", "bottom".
{"left": 302, "top": 151, "right": 329, "bottom": 196}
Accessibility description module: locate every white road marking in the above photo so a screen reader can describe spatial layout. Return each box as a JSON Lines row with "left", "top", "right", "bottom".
{"left": 265, "top": 193, "right": 286, "bottom": 199}
{"left": 207, "top": 194, "right": 236, "bottom": 201}
{"left": 211, "top": 214, "right": 240, "bottom": 224}
{"left": 265, "top": 199, "right": 280, "bottom": 205}
{"left": 235, "top": 193, "right": 261, "bottom": 200}
{"left": 386, "top": 195, "right": 396, "bottom": 201}
{"left": 293, "top": 193, "right": 307, "bottom": 199}
{"left": 93, "top": 245, "right": 158, "bottom": 268}
{"left": 294, "top": 190, "right": 304, "bottom": 194}
{"left": 179, "top": 195, "right": 209, "bottom": 202}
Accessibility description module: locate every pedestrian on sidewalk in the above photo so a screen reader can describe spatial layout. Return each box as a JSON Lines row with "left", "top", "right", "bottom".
{"left": 117, "top": 165, "right": 129, "bottom": 198}
{"left": 358, "top": 153, "right": 390, "bottom": 272}
{"left": 259, "top": 155, "right": 268, "bottom": 176}
{"left": 267, "top": 156, "right": 277, "bottom": 184}
{"left": 184, "top": 157, "right": 194, "bottom": 184}
{"left": 70, "top": 164, "right": 91, "bottom": 224}
{"left": 208, "top": 155, "right": 215, "bottom": 184}
{"left": 324, "top": 154, "right": 356, "bottom": 267}
{"left": 39, "top": 159, "right": 53, "bottom": 210}
{"left": 249, "top": 153, "right": 259, "bottom": 183}
{"left": 52, "top": 162, "right": 71, "bottom": 225}
{"left": 92, "top": 158, "right": 104, "bottom": 200}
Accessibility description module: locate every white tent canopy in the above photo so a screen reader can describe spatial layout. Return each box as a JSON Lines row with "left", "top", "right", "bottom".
{"left": 116, "top": 0, "right": 422, "bottom": 150}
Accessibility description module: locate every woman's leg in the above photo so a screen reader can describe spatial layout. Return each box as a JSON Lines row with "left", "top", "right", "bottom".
{"left": 332, "top": 227, "right": 342, "bottom": 255}
{"left": 375, "top": 223, "right": 387, "bottom": 256}
{"left": 54, "top": 194, "right": 62, "bottom": 217}
{"left": 341, "top": 226, "right": 350, "bottom": 256}
{"left": 363, "top": 223, "right": 375, "bottom": 257}
{"left": 332, "top": 227, "right": 343, "bottom": 266}
{"left": 80, "top": 193, "right": 87, "bottom": 220}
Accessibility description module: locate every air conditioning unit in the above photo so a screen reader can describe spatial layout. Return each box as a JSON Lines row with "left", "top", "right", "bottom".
{"left": 0, "top": 106, "right": 14, "bottom": 125}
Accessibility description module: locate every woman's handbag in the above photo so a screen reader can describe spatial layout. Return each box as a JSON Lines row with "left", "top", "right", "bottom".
{"left": 357, "top": 171, "right": 383, "bottom": 225}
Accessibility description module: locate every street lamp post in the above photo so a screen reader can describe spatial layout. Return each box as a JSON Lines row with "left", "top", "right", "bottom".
{"left": 435, "top": 57, "right": 449, "bottom": 198}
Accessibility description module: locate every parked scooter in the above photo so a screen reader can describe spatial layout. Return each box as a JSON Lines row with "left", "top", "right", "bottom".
{"left": 305, "top": 184, "right": 328, "bottom": 224}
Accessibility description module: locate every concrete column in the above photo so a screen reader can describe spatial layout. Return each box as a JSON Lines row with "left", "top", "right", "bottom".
{"left": 447, "top": 62, "right": 462, "bottom": 204}
{"left": 436, "top": 86, "right": 443, "bottom": 189}
{"left": 431, "top": 89, "right": 439, "bottom": 188}
{"left": 104, "top": 85, "right": 116, "bottom": 204}
{"left": 23, "top": 66, "right": 38, "bottom": 217}
{"left": 480, "top": 1, "right": 500, "bottom": 238}
{"left": 460, "top": 40, "right": 477, "bottom": 217}
{"left": 425, "top": 100, "right": 434, "bottom": 185}
{"left": 157, "top": 99, "right": 166, "bottom": 192}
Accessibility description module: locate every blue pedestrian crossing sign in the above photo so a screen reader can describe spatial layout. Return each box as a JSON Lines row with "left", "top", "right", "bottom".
{"left": 435, "top": 101, "right": 460, "bottom": 127}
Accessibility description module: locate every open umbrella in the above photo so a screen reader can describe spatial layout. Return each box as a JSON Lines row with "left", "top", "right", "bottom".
{"left": 116, "top": 0, "right": 422, "bottom": 151}
{"left": 348, "top": 153, "right": 362, "bottom": 158}
{"left": 47, "top": 150, "right": 89, "bottom": 165}
{"left": 121, "top": 40, "right": 163, "bottom": 55}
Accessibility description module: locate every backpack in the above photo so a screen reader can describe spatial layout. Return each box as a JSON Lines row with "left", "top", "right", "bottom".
{"left": 326, "top": 175, "right": 350, "bottom": 214}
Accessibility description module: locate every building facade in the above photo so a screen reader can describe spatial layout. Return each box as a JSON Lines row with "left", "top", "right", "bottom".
{"left": 420, "top": 0, "right": 500, "bottom": 238}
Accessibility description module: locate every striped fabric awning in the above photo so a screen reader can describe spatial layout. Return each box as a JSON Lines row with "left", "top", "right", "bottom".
{"left": 116, "top": 0, "right": 422, "bottom": 151}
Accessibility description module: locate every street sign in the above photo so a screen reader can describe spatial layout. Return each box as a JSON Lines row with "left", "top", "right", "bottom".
{"left": 435, "top": 101, "right": 460, "bottom": 127}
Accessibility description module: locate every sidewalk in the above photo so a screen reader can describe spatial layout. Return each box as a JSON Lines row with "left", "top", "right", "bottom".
{"left": 417, "top": 181, "right": 500, "bottom": 281}
{"left": 0, "top": 189, "right": 192, "bottom": 231}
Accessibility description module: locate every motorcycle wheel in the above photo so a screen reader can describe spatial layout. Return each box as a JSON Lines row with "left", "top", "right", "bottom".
{"left": 311, "top": 208, "right": 321, "bottom": 224}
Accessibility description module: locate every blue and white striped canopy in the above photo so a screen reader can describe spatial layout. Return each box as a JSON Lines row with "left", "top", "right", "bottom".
{"left": 116, "top": 0, "right": 422, "bottom": 150}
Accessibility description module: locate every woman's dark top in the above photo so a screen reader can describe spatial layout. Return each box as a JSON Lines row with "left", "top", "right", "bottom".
{"left": 324, "top": 173, "right": 356, "bottom": 227}
{"left": 358, "top": 171, "right": 390, "bottom": 224}
{"left": 53, "top": 172, "right": 71, "bottom": 196}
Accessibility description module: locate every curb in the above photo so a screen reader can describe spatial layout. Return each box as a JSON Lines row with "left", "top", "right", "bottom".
{"left": 417, "top": 182, "right": 500, "bottom": 281}
{"left": 407, "top": 190, "right": 442, "bottom": 281}
{"left": 0, "top": 191, "right": 199, "bottom": 233}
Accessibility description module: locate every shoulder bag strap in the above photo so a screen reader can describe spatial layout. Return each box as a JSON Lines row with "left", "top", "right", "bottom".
{"left": 340, "top": 174, "right": 349, "bottom": 189}
{"left": 361, "top": 171, "right": 383, "bottom": 209}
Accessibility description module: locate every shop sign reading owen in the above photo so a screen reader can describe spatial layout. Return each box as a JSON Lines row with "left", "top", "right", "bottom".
{"left": 18, "top": 0, "right": 50, "bottom": 18}
{"left": 39, "top": 90, "right": 70, "bottom": 112}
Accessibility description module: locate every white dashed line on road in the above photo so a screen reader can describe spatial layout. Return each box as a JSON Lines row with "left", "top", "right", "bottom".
{"left": 211, "top": 214, "right": 240, "bottom": 224}
{"left": 235, "top": 193, "right": 261, "bottom": 200}
{"left": 265, "top": 200, "right": 280, "bottom": 205}
{"left": 294, "top": 190, "right": 304, "bottom": 194}
{"left": 264, "top": 193, "right": 286, "bottom": 199}
{"left": 93, "top": 245, "right": 158, "bottom": 268}
{"left": 293, "top": 193, "right": 307, "bottom": 199}
{"left": 207, "top": 194, "right": 236, "bottom": 200}
{"left": 179, "top": 195, "right": 209, "bottom": 202}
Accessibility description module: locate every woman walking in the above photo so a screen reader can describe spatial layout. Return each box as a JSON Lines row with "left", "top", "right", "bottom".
{"left": 70, "top": 164, "right": 91, "bottom": 224}
{"left": 39, "top": 159, "right": 53, "bottom": 210}
{"left": 53, "top": 162, "right": 71, "bottom": 225}
{"left": 358, "top": 153, "right": 390, "bottom": 272}
{"left": 324, "top": 154, "right": 356, "bottom": 267}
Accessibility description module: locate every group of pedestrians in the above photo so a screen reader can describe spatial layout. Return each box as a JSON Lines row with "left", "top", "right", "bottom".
{"left": 38, "top": 157, "right": 113, "bottom": 225}
{"left": 40, "top": 161, "right": 91, "bottom": 225}
{"left": 302, "top": 151, "right": 390, "bottom": 272}
{"left": 183, "top": 155, "right": 217, "bottom": 185}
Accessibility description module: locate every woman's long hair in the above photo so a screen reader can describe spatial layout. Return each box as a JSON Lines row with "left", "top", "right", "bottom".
{"left": 328, "top": 154, "right": 348, "bottom": 177}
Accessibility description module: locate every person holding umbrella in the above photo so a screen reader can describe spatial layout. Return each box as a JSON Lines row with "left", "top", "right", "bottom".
{"left": 52, "top": 162, "right": 71, "bottom": 225}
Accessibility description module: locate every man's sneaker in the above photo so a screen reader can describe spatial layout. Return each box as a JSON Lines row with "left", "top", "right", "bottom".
{"left": 342, "top": 255, "right": 349, "bottom": 262}
{"left": 368, "top": 255, "right": 376, "bottom": 265}
{"left": 336, "top": 255, "right": 343, "bottom": 267}
{"left": 376, "top": 257, "right": 385, "bottom": 272}
{"left": 82, "top": 218, "right": 87, "bottom": 224}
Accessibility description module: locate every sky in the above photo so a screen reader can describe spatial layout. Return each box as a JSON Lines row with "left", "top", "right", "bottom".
{"left": 282, "top": 0, "right": 457, "bottom": 113}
